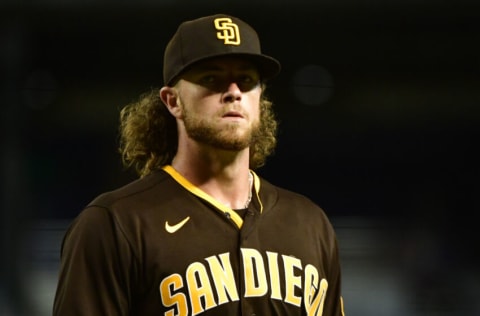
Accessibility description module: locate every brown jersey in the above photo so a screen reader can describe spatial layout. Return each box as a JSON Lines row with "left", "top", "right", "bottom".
{"left": 53, "top": 165, "right": 346, "bottom": 316}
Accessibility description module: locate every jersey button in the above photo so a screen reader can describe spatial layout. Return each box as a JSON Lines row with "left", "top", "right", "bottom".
{"left": 225, "top": 212, "right": 231, "bottom": 218}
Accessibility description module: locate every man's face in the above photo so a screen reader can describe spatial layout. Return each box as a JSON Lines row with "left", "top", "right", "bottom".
{"left": 175, "top": 57, "right": 262, "bottom": 151}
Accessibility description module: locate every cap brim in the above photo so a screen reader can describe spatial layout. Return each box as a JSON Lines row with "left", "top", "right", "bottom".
{"left": 168, "top": 53, "right": 281, "bottom": 85}
{"left": 246, "top": 53, "right": 281, "bottom": 80}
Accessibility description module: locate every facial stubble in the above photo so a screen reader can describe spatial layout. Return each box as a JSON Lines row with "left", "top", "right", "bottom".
{"left": 181, "top": 100, "right": 261, "bottom": 151}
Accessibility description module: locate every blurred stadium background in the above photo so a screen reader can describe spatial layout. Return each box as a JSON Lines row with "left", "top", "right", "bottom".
{"left": 1, "top": 1, "right": 479, "bottom": 315}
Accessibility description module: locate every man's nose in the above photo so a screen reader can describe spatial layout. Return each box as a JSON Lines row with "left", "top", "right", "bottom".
{"left": 222, "top": 82, "right": 242, "bottom": 103}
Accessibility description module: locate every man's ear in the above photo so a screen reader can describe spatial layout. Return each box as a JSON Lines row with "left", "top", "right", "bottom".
{"left": 159, "top": 86, "right": 182, "bottom": 118}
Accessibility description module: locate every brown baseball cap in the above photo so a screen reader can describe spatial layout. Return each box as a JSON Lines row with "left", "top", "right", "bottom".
{"left": 163, "top": 14, "right": 281, "bottom": 85}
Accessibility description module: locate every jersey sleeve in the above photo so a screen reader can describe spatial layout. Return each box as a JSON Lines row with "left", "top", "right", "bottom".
{"left": 53, "top": 206, "right": 136, "bottom": 316}
{"left": 323, "top": 235, "right": 346, "bottom": 316}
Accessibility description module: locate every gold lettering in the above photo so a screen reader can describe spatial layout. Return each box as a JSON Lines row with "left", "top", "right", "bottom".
{"left": 316, "top": 279, "right": 328, "bottom": 316}
{"left": 160, "top": 250, "right": 326, "bottom": 314}
{"left": 160, "top": 273, "right": 189, "bottom": 316}
{"left": 266, "top": 251, "right": 282, "bottom": 300}
{"left": 304, "top": 264, "right": 328, "bottom": 316}
{"left": 241, "top": 248, "right": 268, "bottom": 297}
{"left": 186, "top": 262, "right": 217, "bottom": 315}
{"left": 214, "top": 18, "right": 241, "bottom": 45}
{"left": 283, "top": 255, "right": 302, "bottom": 306}
{"left": 205, "top": 253, "right": 239, "bottom": 304}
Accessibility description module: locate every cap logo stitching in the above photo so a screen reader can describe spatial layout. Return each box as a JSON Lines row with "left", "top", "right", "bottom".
{"left": 214, "top": 18, "right": 240, "bottom": 45}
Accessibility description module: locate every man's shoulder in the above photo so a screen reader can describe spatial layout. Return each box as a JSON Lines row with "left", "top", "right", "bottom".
{"left": 88, "top": 170, "right": 171, "bottom": 210}
{"left": 63, "top": 170, "right": 179, "bottom": 244}
{"left": 258, "top": 176, "right": 325, "bottom": 214}
{"left": 259, "top": 176, "right": 314, "bottom": 203}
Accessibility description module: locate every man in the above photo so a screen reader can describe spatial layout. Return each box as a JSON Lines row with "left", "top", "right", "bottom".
{"left": 53, "top": 14, "right": 346, "bottom": 316}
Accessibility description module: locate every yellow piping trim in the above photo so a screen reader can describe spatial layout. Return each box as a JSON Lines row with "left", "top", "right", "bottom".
{"left": 250, "top": 170, "right": 263, "bottom": 213}
{"left": 162, "top": 165, "right": 244, "bottom": 229}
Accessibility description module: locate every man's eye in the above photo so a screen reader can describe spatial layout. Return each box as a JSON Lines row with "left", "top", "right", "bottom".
{"left": 199, "top": 75, "right": 216, "bottom": 84}
{"left": 238, "top": 75, "right": 254, "bottom": 83}
{"left": 237, "top": 75, "right": 260, "bottom": 91}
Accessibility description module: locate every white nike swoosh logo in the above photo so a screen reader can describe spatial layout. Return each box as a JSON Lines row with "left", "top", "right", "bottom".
{"left": 165, "top": 216, "right": 190, "bottom": 233}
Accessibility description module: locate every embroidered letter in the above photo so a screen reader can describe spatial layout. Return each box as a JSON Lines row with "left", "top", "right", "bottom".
{"left": 214, "top": 18, "right": 241, "bottom": 45}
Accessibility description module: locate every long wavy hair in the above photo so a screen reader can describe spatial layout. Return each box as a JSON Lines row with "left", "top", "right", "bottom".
{"left": 119, "top": 85, "right": 278, "bottom": 177}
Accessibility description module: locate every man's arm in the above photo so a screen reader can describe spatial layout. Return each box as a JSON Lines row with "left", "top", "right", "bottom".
{"left": 53, "top": 206, "right": 133, "bottom": 316}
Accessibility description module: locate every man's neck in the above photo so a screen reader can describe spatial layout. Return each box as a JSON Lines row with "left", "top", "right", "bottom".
{"left": 170, "top": 147, "right": 252, "bottom": 209}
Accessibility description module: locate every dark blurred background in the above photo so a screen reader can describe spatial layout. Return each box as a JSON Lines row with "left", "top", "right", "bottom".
{"left": 1, "top": 1, "right": 479, "bottom": 315}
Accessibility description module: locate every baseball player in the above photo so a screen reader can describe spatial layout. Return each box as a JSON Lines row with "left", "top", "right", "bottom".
{"left": 53, "top": 14, "right": 346, "bottom": 316}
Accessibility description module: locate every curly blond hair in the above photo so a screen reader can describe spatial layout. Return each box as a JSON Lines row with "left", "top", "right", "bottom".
{"left": 119, "top": 86, "right": 278, "bottom": 177}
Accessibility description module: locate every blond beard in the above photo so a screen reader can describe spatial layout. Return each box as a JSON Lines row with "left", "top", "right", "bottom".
{"left": 181, "top": 101, "right": 260, "bottom": 151}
